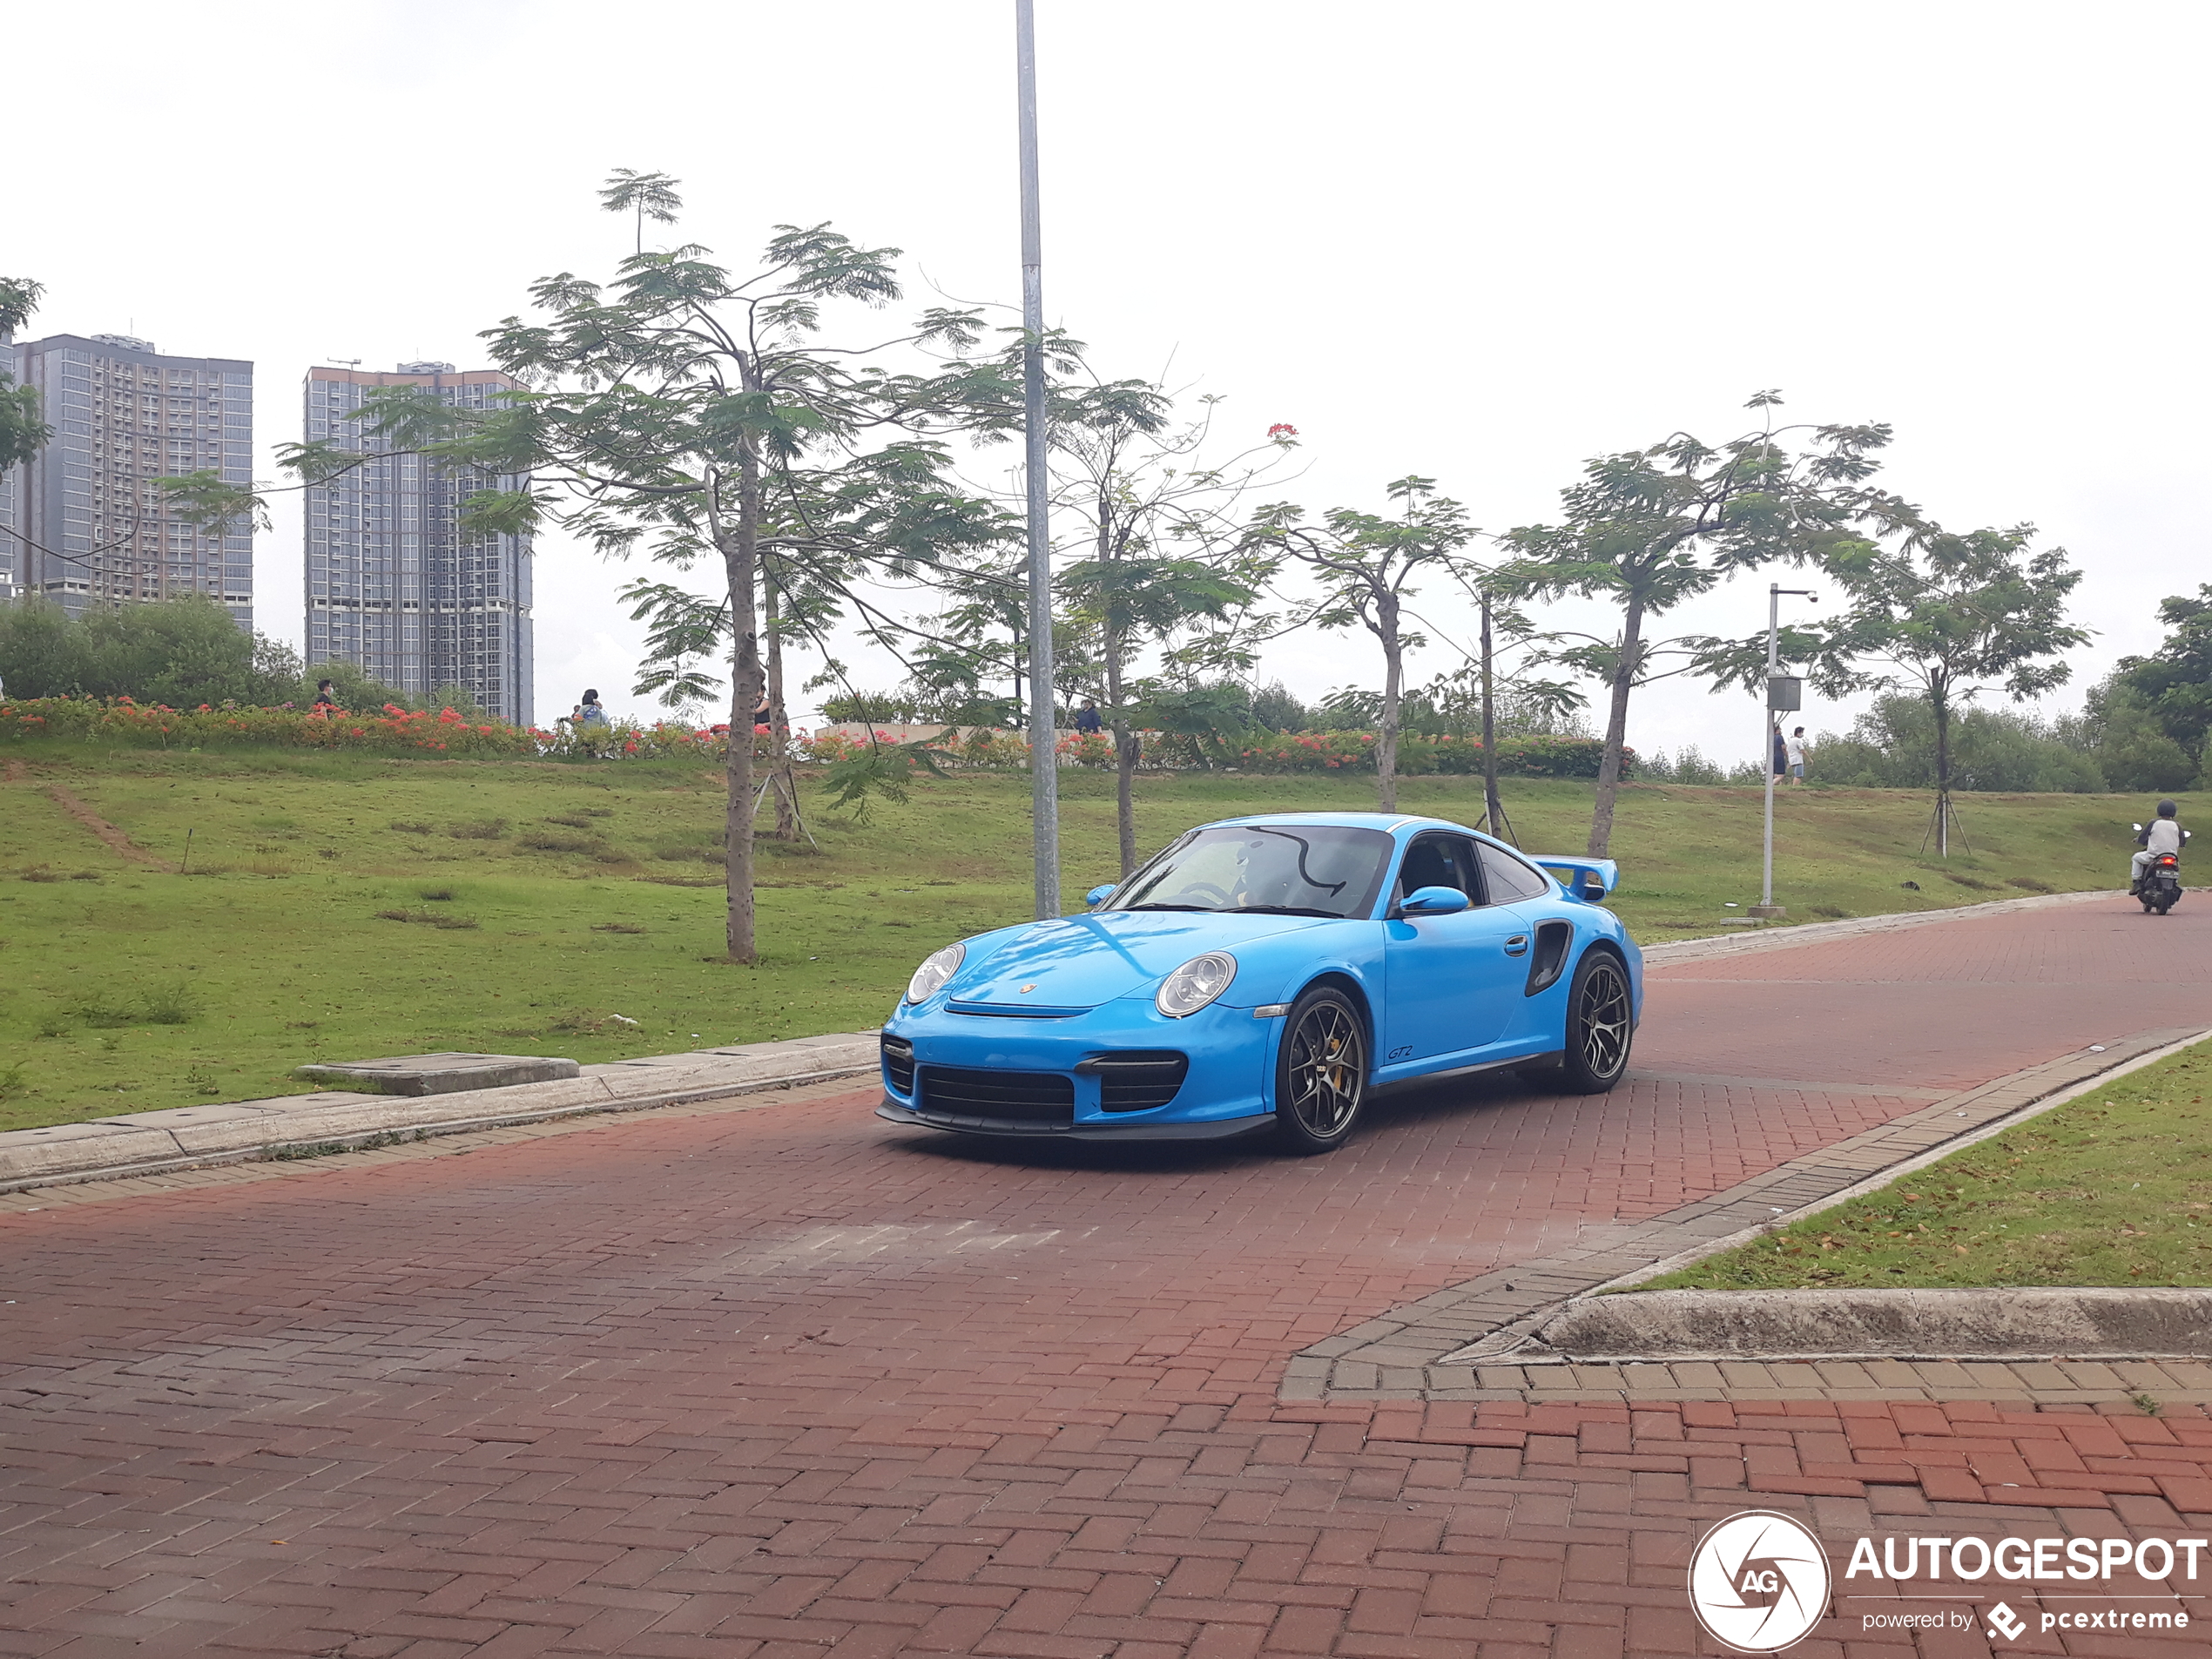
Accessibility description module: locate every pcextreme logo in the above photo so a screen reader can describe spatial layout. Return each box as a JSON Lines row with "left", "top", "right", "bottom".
{"left": 1688, "top": 1511, "right": 1833, "bottom": 1653}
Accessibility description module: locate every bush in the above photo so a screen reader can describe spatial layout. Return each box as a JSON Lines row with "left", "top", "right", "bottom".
{"left": 1812, "top": 697, "right": 2107, "bottom": 792}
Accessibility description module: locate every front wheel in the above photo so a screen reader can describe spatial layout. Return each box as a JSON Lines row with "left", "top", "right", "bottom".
{"left": 1555, "top": 950, "right": 1635, "bottom": 1093}
{"left": 1272, "top": 986, "right": 1368, "bottom": 1155}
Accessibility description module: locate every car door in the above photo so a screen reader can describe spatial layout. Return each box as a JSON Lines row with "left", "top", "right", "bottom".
{"left": 1381, "top": 833, "right": 1528, "bottom": 1066}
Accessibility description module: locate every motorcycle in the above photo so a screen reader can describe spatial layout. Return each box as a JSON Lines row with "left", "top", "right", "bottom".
{"left": 2130, "top": 822, "right": 2191, "bottom": 914}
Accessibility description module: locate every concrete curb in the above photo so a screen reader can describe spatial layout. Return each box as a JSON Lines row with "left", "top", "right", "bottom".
{"left": 1285, "top": 1022, "right": 2212, "bottom": 1399}
{"left": 0, "top": 1033, "right": 881, "bottom": 1194}
{"left": 1638, "top": 886, "right": 2120, "bottom": 965}
{"left": 1524, "top": 1286, "right": 2212, "bottom": 1363}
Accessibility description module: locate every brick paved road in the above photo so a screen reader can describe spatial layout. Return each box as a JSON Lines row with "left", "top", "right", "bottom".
{"left": 4, "top": 899, "right": 2210, "bottom": 1656}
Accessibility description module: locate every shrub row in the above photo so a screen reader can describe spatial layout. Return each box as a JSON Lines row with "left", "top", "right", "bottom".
{"left": 3, "top": 697, "right": 1629, "bottom": 779}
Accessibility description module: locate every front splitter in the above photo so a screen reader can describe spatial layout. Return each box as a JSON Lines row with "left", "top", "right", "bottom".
{"left": 875, "top": 1097, "right": 1274, "bottom": 1143}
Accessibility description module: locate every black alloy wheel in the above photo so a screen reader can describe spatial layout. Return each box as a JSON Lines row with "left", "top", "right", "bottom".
{"left": 1273, "top": 986, "right": 1368, "bottom": 1154}
{"left": 1555, "top": 950, "right": 1634, "bottom": 1093}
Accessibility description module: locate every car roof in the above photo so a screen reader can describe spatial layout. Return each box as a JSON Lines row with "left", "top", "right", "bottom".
{"left": 1204, "top": 810, "right": 1481, "bottom": 838}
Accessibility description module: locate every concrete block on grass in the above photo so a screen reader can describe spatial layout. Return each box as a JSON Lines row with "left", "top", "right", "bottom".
{"left": 291, "top": 1052, "right": 583, "bottom": 1096}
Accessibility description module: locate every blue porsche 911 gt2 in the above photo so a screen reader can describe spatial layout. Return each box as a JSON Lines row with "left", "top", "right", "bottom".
{"left": 875, "top": 811, "right": 1642, "bottom": 1154}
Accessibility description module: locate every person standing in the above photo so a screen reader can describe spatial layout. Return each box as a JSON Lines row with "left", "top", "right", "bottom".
{"left": 1784, "top": 725, "right": 1808, "bottom": 785}
{"left": 312, "top": 678, "right": 340, "bottom": 718}
{"left": 1770, "top": 723, "right": 1787, "bottom": 780}
{"left": 575, "top": 689, "right": 610, "bottom": 728}
{"left": 1075, "top": 698, "right": 1103, "bottom": 735}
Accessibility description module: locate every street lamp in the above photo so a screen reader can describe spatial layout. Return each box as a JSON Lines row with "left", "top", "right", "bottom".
{"left": 1750, "top": 583, "right": 1817, "bottom": 921}
{"left": 1015, "top": 0, "right": 1060, "bottom": 920}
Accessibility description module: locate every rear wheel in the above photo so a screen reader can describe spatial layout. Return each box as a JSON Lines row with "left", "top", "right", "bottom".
{"left": 1273, "top": 986, "right": 1368, "bottom": 1155}
{"left": 1555, "top": 950, "right": 1634, "bottom": 1093}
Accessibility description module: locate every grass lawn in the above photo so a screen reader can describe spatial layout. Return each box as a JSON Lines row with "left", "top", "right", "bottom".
{"left": 0, "top": 743, "right": 2195, "bottom": 1131}
{"left": 1644, "top": 1037, "right": 2212, "bottom": 1290}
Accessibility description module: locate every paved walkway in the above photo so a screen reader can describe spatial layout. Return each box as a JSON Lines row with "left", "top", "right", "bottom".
{"left": 3, "top": 897, "right": 2210, "bottom": 1656}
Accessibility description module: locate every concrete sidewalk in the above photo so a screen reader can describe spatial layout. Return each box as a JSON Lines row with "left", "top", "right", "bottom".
{"left": 0, "top": 1032, "right": 878, "bottom": 1193}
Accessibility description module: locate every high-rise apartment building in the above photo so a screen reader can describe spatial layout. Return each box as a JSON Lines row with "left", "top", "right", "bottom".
{"left": 10, "top": 334, "right": 253, "bottom": 624}
{"left": 304, "top": 363, "right": 534, "bottom": 724}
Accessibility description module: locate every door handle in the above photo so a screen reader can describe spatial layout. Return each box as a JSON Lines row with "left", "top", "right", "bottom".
{"left": 1504, "top": 934, "right": 1529, "bottom": 956}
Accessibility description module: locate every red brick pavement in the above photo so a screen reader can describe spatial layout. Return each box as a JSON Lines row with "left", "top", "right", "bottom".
{"left": 3, "top": 898, "right": 2209, "bottom": 1656}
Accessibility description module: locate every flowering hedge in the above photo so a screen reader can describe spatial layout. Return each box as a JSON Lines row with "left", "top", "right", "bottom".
{"left": 792, "top": 725, "right": 1629, "bottom": 778}
{"left": 3, "top": 698, "right": 1631, "bottom": 779}
{"left": 0, "top": 696, "right": 542, "bottom": 756}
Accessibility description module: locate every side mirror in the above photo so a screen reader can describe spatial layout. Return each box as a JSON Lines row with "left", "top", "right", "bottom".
{"left": 1398, "top": 884, "right": 1471, "bottom": 918}
{"left": 1084, "top": 883, "right": 1116, "bottom": 908}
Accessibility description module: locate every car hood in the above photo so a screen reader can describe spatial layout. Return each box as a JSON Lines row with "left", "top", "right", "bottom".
{"left": 949, "top": 909, "right": 1342, "bottom": 1010}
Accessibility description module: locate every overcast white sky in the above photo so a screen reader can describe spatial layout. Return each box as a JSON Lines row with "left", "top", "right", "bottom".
{"left": 12, "top": 1, "right": 2206, "bottom": 759}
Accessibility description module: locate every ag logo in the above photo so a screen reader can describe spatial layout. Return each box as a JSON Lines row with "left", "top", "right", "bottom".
{"left": 1687, "top": 1510, "right": 1831, "bottom": 1652}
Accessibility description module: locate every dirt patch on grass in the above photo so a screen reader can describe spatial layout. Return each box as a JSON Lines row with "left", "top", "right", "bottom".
{"left": 45, "top": 785, "right": 173, "bottom": 869}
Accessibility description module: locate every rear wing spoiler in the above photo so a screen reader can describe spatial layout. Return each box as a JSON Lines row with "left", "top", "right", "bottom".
{"left": 1531, "top": 855, "right": 1619, "bottom": 902}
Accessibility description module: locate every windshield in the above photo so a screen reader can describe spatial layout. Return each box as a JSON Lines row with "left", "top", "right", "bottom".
{"left": 1109, "top": 824, "right": 1393, "bottom": 920}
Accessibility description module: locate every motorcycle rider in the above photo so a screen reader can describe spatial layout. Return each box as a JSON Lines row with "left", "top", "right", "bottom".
{"left": 2131, "top": 799, "right": 2186, "bottom": 894}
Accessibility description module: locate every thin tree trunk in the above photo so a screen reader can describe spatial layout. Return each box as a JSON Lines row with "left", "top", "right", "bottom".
{"left": 1376, "top": 597, "right": 1403, "bottom": 813}
{"left": 1932, "top": 672, "right": 1951, "bottom": 860}
{"left": 1587, "top": 590, "right": 1645, "bottom": 858}
{"left": 765, "top": 576, "right": 796, "bottom": 840}
{"left": 1480, "top": 592, "right": 1504, "bottom": 842}
{"left": 1105, "top": 622, "right": 1137, "bottom": 876}
{"left": 722, "top": 452, "right": 764, "bottom": 964}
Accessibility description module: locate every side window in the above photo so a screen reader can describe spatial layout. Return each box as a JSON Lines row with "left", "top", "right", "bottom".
{"left": 1476, "top": 840, "right": 1551, "bottom": 903}
{"left": 1395, "top": 834, "right": 1482, "bottom": 903}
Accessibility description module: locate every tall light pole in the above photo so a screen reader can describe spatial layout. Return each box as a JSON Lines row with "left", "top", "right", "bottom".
{"left": 1015, "top": 0, "right": 1060, "bottom": 920}
{"left": 1751, "top": 582, "right": 1817, "bottom": 921}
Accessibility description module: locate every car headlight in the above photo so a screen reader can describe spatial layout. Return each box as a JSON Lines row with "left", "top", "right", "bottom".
{"left": 905, "top": 942, "right": 965, "bottom": 1004}
{"left": 1156, "top": 951, "right": 1237, "bottom": 1018}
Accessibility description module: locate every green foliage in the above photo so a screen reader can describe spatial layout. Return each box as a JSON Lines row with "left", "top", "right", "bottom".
{"left": 1811, "top": 522, "right": 2093, "bottom": 816}
{"left": 1244, "top": 475, "right": 1474, "bottom": 807}
{"left": 1504, "top": 395, "right": 1902, "bottom": 853}
{"left": 2116, "top": 583, "right": 2212, "bottom": 760}
{"left": 821, "top": 734, "right": 950, "bottom": 821}
{"left": 0, "top": 276, "right": 49, "bottom": 473}
{"left": 0, "top": 595, "right": 424, "bottom": 711}
{"left": 1249, "top": 679, "right": 1310, "bottom": 733}
{"left": 2070, "top": 678, "right": 2200, "bottom": 792}
{"left": 1812, "top": 695, "right": 2106, "bottom": 792}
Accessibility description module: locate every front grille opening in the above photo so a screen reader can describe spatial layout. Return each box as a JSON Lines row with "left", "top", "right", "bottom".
{"left": 918, "top": 1065, "right": 1074, "bottom": 1125}
{"left": 880, "top": 1035, "right": 915, "bottom": 1094}
{"left": 1080, "top": 1050, "right": 1190, "bottom": 1113}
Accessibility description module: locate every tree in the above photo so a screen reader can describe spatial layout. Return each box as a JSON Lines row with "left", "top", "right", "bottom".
{"left": 2115, "top": 583, "right": 2212, "bottom": 771}
{"left": 457, "top": 179, "right": 1012, "bottom": 961}
{"left": 168, "top": 178, "right": 1018, "bottom": 959}
{"left": 1500, "top": 395, "right": 1898, "bottom": 856}
{"left": 1051, "top": 385, "right": 1283, "bottom": 873}
{"left": 0, "top": 278, "right": 49, "bottom": 473}
{"left": 1817, "top": 523, "right": 2091, "bottom": 854}
{"left": 1244, "top": 476, "right": 1472, "bottom": 812}
{"left": 1436, "top": 563, "right": 1587, "bottom": 844}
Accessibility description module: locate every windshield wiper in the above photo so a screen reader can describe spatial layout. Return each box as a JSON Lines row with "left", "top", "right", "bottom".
{"left": 1229, "top": 905, "right": 1345, "bottom": 918}
{"left": 1122, "top": 902, "right": 1213, "bottom": 912}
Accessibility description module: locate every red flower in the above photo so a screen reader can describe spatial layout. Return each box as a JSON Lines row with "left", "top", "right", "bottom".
{"left": 1267, "top": 422, "right": 1299, "bottom": 440}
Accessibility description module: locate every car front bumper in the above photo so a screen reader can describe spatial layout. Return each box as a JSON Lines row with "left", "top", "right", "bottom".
{"left": 878, "top": 995, "right": 1279, "bottom": 1140}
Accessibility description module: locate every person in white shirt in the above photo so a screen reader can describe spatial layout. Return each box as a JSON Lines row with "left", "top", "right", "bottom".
{"left": 1784, "top": 726, "right": 1808, "bottom": 785}
{"left": 2132, "top": 799, "right": 2186, "bottom": 891}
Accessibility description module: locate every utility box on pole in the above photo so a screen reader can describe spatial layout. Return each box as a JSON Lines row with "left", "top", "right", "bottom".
{"left": 1765, "top": 675, "right": 1802, "bottom": 711}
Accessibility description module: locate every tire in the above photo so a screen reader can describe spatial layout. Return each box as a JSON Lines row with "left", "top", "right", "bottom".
{"left": 1554, "top": 949, "right": 1635, "bottom": 1094}
{"left": 1272, "top": 986, "right": 1368, "bottom": 1155}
